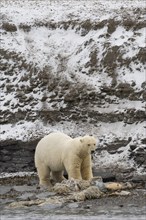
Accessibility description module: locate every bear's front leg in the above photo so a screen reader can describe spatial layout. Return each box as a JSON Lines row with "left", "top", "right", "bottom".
{"left": 68, "top": 167, "right": 82, "bottom": 180}
{"left": 66, "top": 158, "right": 82, "bottom": 180}
{"left": 81, "top": 155, "right": 93, "bottom": 180}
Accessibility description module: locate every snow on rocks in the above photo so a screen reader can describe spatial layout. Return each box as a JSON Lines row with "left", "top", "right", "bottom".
{"left": 0, "top": 0, "right": 145, "bottom": 177}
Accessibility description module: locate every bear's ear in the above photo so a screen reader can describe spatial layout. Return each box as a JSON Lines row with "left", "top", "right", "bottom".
{"left": 80, "top": 138, "right": 83, "bottom": 143}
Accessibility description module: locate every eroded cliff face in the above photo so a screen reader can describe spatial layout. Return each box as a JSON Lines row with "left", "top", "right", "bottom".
{"left": 0, "top": 0, "right": 145, "bottom": 179}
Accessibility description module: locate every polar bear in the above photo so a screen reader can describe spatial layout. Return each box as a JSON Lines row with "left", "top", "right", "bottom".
{"left": 34, "top": 132, "right": 97, "bottom": 189}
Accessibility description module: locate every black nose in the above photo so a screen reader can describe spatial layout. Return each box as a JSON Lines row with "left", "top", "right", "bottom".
{"left": 91, "top": 150, "right": 95, "bottom": 154}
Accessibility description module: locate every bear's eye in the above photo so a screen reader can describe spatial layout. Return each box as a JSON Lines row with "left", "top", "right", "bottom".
{"left": 88, "top": 144, "right": 90, "bottom": 146}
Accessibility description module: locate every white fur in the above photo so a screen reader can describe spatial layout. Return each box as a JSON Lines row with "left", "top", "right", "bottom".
{"left": 34, "top": 132, "right": 96, "bottom": 188}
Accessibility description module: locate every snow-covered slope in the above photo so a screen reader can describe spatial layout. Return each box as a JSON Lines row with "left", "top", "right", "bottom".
{"left": 0, "top": 0, "right": 146, "bottom": 176}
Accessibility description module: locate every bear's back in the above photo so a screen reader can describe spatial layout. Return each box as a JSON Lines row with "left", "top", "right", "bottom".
{"left": 35, "top": 132, "right": 72, "bottom": 155}
{"left": 35, "top": 132, "right": 73, "bottom": 168}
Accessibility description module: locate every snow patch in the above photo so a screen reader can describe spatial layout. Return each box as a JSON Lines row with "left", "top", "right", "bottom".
{"left": 0, "top": 172, "right": 36, "bottom": 179}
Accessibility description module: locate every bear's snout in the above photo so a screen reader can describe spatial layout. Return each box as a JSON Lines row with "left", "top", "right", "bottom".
{"left": 91, "top": 149, "right": 95, "bottom": 154}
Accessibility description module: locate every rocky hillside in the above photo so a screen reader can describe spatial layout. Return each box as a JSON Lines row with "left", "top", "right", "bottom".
{"left": 0, "top": 0, "right": 146, "bottom": 180}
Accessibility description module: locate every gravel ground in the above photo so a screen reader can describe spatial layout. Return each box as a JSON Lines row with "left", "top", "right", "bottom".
{"left": 0, "top": 174, "right": 146, "bottom": 220}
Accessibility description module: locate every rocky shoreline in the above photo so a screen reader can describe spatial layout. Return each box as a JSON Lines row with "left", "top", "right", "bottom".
{"left": 1, "top": 0, "right": 146, "bottom": 177}
{"left": 0, "top": 174, "right": 146, "bottom": 220}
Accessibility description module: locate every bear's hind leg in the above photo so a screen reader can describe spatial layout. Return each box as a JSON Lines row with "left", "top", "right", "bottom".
{"left": 51, "top": 171, "right": 65, "bottom": 183}
{"left": 37, "top": 164, "right": 52, "bottom": 188}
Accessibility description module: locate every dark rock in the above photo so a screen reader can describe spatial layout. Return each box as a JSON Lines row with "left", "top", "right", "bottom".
{"left": 93, "top": 169, "right": 116, "bottom": 182}
{"left": 19, "top": 24, "right": 31, "bottom": 32}
{"left": 141, "top": 138, "right": 146, "bottom": 145}
{"left": 137, "top": 47, "right": 146, "bottom": 64}
{"left": 135, "top": 156, "right": 145, "bottom": 165}
{"left": 131, "top": 174, "right": 146, "bottom": 183}
{"left": 0, "top": 140, "right": 38, "bottom": 173}
{"left": 81, "top": 19, "right": 92, "bottom": 33}
{"left": 130, "top": 145, "right": 137, "bottom": 151}
{"left": 108, "top": 150, "right": 117, "bottom": 154}
{"left": 97, "top": 139, "right": 131, "bottom": 153}
{"left": 2, "top": 23, "right": 17, "bottom": 32}
{"left": 107, "top": 19, "right": 119, "bottom": 34}
{"left": 116, "top": 172, "right": 134, "bottom": 182}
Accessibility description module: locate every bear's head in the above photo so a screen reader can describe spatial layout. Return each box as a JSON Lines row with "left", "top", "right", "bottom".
{"left": 80, "top": 135, "right": 97, "bottom": 154}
